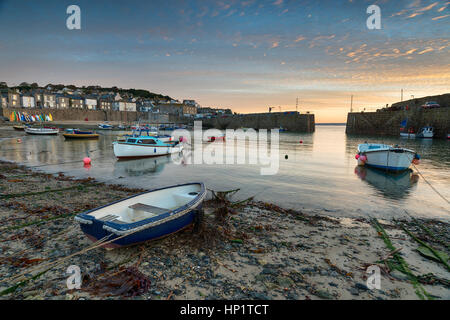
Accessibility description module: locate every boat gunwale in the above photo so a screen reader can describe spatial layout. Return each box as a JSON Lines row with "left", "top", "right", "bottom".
{"left": 63, "top": 133, "right": 100, "bottom": 139}
{"left": 75, "top": 182, "right": 206, "bottom": 233}
{"left": 357, "top": 144, "right": 416, "bottom": 155}
{"left": 113, "top": 140, "right": 180, "bottom": 148}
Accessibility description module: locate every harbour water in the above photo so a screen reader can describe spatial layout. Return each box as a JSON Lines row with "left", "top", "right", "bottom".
{"left": 0, "top": 125, "right": 449, "bottom": 220}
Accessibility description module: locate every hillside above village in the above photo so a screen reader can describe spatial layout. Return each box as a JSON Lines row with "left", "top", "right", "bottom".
{"left": 0, "top": 81, "right": 172, "bottom": 102}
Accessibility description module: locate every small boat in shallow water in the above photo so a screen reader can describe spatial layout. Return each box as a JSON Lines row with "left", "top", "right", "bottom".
{"left": 24, "top": 127, "right": 59, "bottom": 135}
{"left": 113, "top": 135, "right": 183, "bottom": 159}
{"left": 13, "top": 125, "right": 28, "bottom": 131}
{"left": 74, "top": 183, "right": 206, "bottom": 248}
{"left": 63, "top": 129, "right": 99, "bottom": 139}
{"left": 356, "top": 143, "right": 420, "bottom": 172}
{"left": 400, "top": 132, "right": 416, "bottom": 139}
{"left": 416, "top": 126, "right": 434, "bottom": 139}
{"left": 98, "top": 123, "right": 113, "bottom": 130}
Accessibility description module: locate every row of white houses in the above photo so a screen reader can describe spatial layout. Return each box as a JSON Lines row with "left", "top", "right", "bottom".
{"left": 0, "top": 91, "right": 137, "bottom": 112}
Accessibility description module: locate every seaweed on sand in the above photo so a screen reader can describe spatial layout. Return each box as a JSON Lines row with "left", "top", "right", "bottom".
{"left": 189, "top": 189, "right": 253, "bottom": 248}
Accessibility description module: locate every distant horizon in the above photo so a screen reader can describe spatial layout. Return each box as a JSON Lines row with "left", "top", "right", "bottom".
{"left": 0, "top": 0, "right": 448, "bottom": 122}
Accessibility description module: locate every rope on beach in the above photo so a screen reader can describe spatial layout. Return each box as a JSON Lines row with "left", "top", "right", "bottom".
{"left": 3, "top": 204, "right": 179, "bottom": 289}
{"left": 3, "top": 234, "right": 113, "bottom": 286}
{"left": 412, "top": 163, "right": 449, "bottom": 206}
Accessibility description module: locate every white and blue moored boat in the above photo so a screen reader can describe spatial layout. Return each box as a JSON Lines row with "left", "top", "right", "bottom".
{"left": 75, "top": 183, "right": 206, "bottom": 248}
{"left": 98, "top": 123, "right": 113, "bottom": 130}
{"left": 356, "top": 143, "right": 420, "bottom": 172}
{"left": 113, "top": 135, "right": 183, "bottom": 159}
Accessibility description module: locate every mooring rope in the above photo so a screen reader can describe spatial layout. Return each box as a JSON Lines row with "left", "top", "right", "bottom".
{"left": 6, "top": 233, "right": 114, "bottom": 284}
{"left": 412, "top": 163, "right": 449, "bottom": 206}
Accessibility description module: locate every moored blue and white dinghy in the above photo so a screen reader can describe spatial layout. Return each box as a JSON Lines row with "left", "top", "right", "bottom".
{"left": 113, "top": 136, "right": 183, "bottom": 159}
{"left": 356, "top": 143, "right": 420, "bottom": 172}
{"left": 75, "top": 183, "right": 206, "bottom": 248}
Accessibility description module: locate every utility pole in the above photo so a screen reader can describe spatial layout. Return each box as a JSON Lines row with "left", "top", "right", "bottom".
{"left": 401, "top": 89, "right": 403, "bottom": 102}
{"left": 296, "top": 97, "right": 298, "bottom": 113}
{"left": 350, "top": 94, "right": 353, "bottom": 113}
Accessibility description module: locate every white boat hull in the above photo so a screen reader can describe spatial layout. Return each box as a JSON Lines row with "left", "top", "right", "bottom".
{"left": 417, "top": 132, "right": 433, "bottom": 138}
{"left": 25, "top": 128, "right": 59, "bottom": 135}
{"left": 417, "top": 127, "right": 434, "bottom": 138}
{"left": 365, "top": 150, "right": 414, "bottom": 171}
{"left": 400, "top": 133, "right": 415, "bottom": 139}
{"left": 357, "top": 143, "right": 416, "bottom": 171}
{"left": 113, "top": 142, "right": 183, "bottom": 159}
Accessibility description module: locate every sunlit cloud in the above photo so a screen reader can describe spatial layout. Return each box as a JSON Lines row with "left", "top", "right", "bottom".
{"left": 417, "top": 2, "right": 439, "bottom": 11}
{"left": 432, "top": 14, "right": 450, "bottom": 20}
{"left": 407, "top": 12, "right": 424, "bottom": 18}
{"left": 418, "top": 47, "right": 434, "bottom": 54}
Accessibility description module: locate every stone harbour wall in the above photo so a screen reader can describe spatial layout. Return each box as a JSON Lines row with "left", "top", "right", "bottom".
{"left": 346, "top": 107, "right": 450, "bottom": 139}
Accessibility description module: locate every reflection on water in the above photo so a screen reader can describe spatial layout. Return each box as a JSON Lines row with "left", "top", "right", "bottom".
{"left": 114, "top": 156, "right": 172, "bottom": 176}
{"left": 354, "top": 166, "right": 419, "bottom": 200}
{"left": 0, "top": 125, "right": 449, "bottom": 220}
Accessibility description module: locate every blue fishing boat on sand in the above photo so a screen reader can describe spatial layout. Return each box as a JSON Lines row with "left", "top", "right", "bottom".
{"left": 74, "top": 183, "right": 206, "bottom": 249}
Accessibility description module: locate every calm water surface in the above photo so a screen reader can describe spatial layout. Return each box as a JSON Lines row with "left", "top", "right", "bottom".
{"left": 0, "top": 125, "right": 449, "bottom": 220}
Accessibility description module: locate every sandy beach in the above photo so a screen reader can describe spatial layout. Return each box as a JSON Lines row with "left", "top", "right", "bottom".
{"left": 0, "top": 160, "right": 448, "bottom": 300}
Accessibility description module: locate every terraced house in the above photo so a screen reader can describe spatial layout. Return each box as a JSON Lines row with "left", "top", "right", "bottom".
{"left": 98, "top": 94, "right": 114, "bottom": 110}
{"left": 42, "top": 93, "right": 56, "bottom": 108}
{"left": 21, "top": 94, "right": 35, "bottom": 108}
{"left": 33, "top": 91, "right": 43, "bottom": 108}
{"left": 85, "top": 96, "right": 98, "bottom": 110}
{"left": 7, "top": 91, "right": 20, "bottom": 108}
{"left": 56, "top": 94, "right": 70, "bottom": 109}
{"left": 70, "top": 95, "right": 84, "bottom": 109}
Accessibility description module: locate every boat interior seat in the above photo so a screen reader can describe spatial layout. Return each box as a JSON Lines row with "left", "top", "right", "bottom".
{"left": 99, "top": 214, "right": 120, "bottom": 222}
{"left": 126, "top": 203, "right": 169, "bottom": 222}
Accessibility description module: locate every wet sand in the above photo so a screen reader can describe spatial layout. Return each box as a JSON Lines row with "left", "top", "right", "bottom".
{"left": 0, "top": 160, "right": 448, "bottom": 300}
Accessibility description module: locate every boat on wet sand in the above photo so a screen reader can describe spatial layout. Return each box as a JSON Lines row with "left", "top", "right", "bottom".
{"left": 113, "top": 136, "right": 183, "bottom": 159}
{"left": 13, "top": 125, "right": 28, "bottom": 131}
{"left": 356, "top": 143, "right": 420, "bottom": 172}
{"left": 24, "top": 127, "right": 59, "bottom": 135}
{"left": 74, "top": 183, "right": 206, "bottom": 248}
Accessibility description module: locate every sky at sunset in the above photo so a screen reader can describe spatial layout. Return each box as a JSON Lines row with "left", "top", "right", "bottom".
{"left": 0, "top": 0, "right": 449, "bottom": 122}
